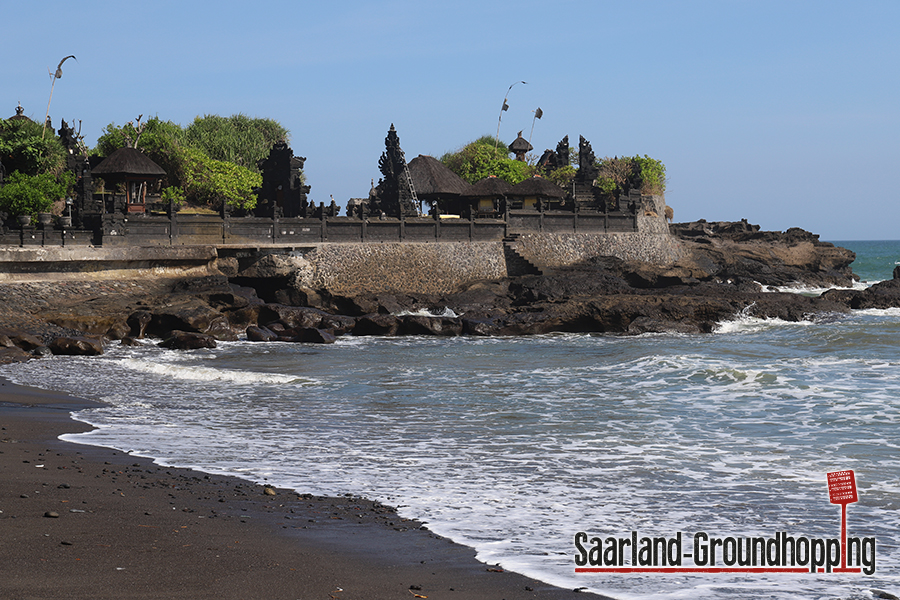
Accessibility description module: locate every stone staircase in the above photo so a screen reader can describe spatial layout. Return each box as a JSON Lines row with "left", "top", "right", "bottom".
{"left": 503, "top": 234, "right": 543, "bottom": 276}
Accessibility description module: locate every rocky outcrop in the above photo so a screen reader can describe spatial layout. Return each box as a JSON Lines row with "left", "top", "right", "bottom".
{"left": 670, "top": 220, "right": 856, "bottom": 288}
{"left": 0, "top": 222, "right": 889, "bottom": 362}
{"left": 48, "top": 336, "right": 104, "bottom": 356}
{"left": 158, "top": 331, "right": 218, "bottom": 350}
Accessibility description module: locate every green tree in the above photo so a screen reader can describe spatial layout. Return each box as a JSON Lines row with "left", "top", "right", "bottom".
{"left": 0, "top": 118, "right": 66, "bottom": 177}
{"left": 595, "top": 155, "right": 667, "bottom": 196}
{"left": 632, "top": 155, "right": 666, "bottom": 195}
{"left": 440, "top": 136, "right": 533, "bottom": 184}
{"left": 93, "top": 114, "right": 291, "bottom": 211}
{"left": 176, "top": 147, "right": 260, "bottom": 211}
{"left": 183, "top": 114, "right": 289, "bottom": 170}
{"left": 0, "top": 170, "right": 74, "bottom": 217}
{"left": 94, "top": 117, "right": 185, "bottom": 182}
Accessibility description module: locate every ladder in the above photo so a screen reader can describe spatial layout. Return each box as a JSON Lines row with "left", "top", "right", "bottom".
{"left": 403, "top": 162, "right": 420, "bottom": 213}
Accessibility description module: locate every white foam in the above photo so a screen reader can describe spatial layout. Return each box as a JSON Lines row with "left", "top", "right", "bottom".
{"left": 6, "top": 332, "right": 900, "bottom": 600}
{"left": 394, "top": 307, "right": 462, "bottom": 318}
{"left": 760, "top": 280, "right": 870, "bottom": 295}
{"left": 113, "top": 357, "right": 311, "bottom": 385}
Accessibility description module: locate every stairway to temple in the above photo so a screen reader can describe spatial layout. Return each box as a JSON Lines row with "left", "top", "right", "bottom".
{"left": 503, "top": 234, "right": 543, "bottom": 276}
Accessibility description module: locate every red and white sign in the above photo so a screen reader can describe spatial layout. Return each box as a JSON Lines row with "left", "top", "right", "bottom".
{"left": 827, "top": 470, "right": 858, "bottom": 505}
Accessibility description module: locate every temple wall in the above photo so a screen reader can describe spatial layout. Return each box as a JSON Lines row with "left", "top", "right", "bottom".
{"left": 513, "top": 232, "right": 682, "bottom": 271}
{"left": 296, "top": 242, "right": 508, "bottom": 295}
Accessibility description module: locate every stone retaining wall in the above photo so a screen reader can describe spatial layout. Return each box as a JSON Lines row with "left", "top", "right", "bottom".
{"left": 297, "top": 242, "right": 508, "bottom": 295}
{"left": 514, "top": 231, "right": 682, "bottom": 271}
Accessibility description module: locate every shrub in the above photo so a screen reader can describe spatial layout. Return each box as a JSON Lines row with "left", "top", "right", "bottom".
{"left": 0, "top": 170, "right": 74, "bottom": 216}
{"left": 183, "top": 114, "right": 289, "bottom": 170}
{"left": 440, "top": 136, "right": 534, "bottom": 185}
{"left": 0, "top": 118, "right": 66, "bottom": 177}
{"left": 176, "top": 147, "right": 260, "bottom": 211}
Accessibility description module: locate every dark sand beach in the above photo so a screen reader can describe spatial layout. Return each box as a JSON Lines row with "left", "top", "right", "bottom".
{"left": 0, "top": 377, "right": 606, "bottom": 600}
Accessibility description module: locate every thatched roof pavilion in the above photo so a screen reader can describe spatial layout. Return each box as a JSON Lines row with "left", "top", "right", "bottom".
{"left": 466, "top": 176, "right": 513, "bottom": 217}
{"left": 92, "top": 147, "right": 166, "bottom": 214}
{"left": 509, "top": 176, "right": 565, "bottom": 199}
{"left": 469, "top": 175, "right": 513, "bottom": 197}
{"left": 508, "top": 175, "right": 567, "bottom": 210}
{"left": 407, "top": 155, "right": 472, "bottom": 197}
{"left": 92, "top": 147, "right": 166, "bottom": 179}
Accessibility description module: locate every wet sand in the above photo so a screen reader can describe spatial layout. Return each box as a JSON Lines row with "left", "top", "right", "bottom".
{"left": 0, "top": 377, "right": 608, "bottom": 599}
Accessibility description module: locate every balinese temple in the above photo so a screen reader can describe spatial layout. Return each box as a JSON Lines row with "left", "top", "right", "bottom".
{"left": 91, "top": 147, "right": 166, "bottom": 214}
{"left": 468, "top": 175, "right": 512, "bottom": 217}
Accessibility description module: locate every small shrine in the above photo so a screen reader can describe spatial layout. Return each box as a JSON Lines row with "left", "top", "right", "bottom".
{"left": 508, "top": 175, "right": 566, "bottom": 211}
{"left": 91, "top": 147, "right": 166, "bottom": 214}
{"left": 467, "top": 176, "right": 512, "bottom": 218}
{"left": 509, "top": 131, "right": 533, "bottom": 161}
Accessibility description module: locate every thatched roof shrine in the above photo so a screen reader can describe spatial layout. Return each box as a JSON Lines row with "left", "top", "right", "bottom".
{"left": 92, "top": 147, "right": 166, "bottom": 178}
{"left": 407, "top": 155, "right": 472, "bottom": 197}
{"left": 509, "top": 131, "right": 533, "bottom": 161}
{"left": 509, "top": 176, "right": 565, "bottom": 199}
{"left": 469, "top": 176, "right": 513, "bottom": 197}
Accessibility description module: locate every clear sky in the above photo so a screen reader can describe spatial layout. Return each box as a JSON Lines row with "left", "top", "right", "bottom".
{"left": 5, "top": 1, "right": 898, "bottom": 240}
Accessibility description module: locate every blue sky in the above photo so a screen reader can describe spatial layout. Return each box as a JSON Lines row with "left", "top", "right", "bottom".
{"left": 5, "top": 1, "right": 898, "bottom": 240}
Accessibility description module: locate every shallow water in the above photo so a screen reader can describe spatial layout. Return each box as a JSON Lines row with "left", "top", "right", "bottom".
{"left": 3, "top": 240, "right": 899, "bottom": 600}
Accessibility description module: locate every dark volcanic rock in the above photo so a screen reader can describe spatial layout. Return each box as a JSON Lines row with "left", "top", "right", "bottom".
{"left": 0, "top": 346, "right": 33, "bottom": 363}
{"left": 822, "top": 278, "right": 900, "bottom": 310}
{"left": 147, "top": 298, "right": 238, "bottom": 341}
{"left": 399, "top": 315, "right": 463, "bottom": 336}
{"left": 670, "top": 221, "right": 857, "bottom": 288}
{"left": 354, "top": 314, "right": 400, "bottom": 336}
{"left": 281, "top": 328, "right": 336, "bottom": 344}
{"left": 246, "top": 325, "right": 279, "bottom": 342}
{"left": 258, "top": 305, "right": 331, "bottom": 330}
{"left": 49, "top": 336, "right": 104, "bottom": 356}
{"left": 0, "top": 329, "right": 45, "bottom": 351}
{"left": 127, "top": 311, "right": 152, "bottom": 338}
{"left": 158, "top": 331, "right": 217, "bottom": 350}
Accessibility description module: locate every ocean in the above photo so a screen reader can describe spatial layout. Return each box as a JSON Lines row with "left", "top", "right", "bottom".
{"left": 3, "top": 239, "right": 899, "bottom": 600}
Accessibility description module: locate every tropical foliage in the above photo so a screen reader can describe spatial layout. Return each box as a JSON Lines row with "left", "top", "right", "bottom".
{"left": 439, "top": 136, "right": 667, "bottom": 199}
{"left": 183, "top": 114, "right": 288, "bottom": 170}
{"left": 440, "top": 136, "right": 533, "bottom": 185}
{"left": 176, "top": 147, "right": 260, "bottom": 211}
{"left": 0, "top": 170, "right": 74, "bottom": 217}
{"left": 595, "top": 155, "right": 667, "bottom": 196}
{"left": 0, "top": 117, "right": 66, "bottom": 177}
{"left": 93, "top": 114, "right": 289, "bottom": 211}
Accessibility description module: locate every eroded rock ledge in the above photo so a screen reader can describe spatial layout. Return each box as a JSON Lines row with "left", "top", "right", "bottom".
{"left": 0, "top": 222, "right": 890, "bottom": 361}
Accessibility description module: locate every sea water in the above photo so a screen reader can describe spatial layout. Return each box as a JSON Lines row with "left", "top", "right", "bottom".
{"left": 3, "top": 240, "right": 900, "bottom": 600}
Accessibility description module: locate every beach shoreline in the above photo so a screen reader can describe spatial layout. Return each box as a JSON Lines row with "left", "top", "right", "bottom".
{"left": 0, "top": 376, "right": 608, "bottom": 599}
